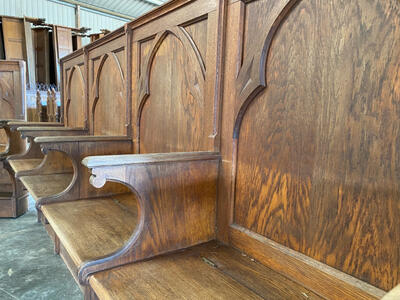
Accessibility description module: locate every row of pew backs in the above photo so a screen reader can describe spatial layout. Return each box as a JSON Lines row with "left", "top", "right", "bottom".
{"left": 54, "top": 0, "right": 400, "bottom": 294}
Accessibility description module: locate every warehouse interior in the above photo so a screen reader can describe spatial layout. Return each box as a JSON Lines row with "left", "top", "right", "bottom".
{"left": 1, "top": 0, "right": 400, "bottom": 299}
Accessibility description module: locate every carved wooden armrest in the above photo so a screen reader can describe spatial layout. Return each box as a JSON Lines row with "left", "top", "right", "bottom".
{"left": 78, "top": 151, "right": 220, "bottom": 284}
{"left": 7, "top": 121, "right": 64, "bottom": 131}
{"left": 0, "top": 119, "right": 23, "bottom": 128}
{"left": 32, "top": 136, "right": 133, "bottom": 206}
{"left": 17, "top": 127, "right": 88, "bottom": 138}
{"left": 5, "top": 128, "right": 88, "bottom": 161}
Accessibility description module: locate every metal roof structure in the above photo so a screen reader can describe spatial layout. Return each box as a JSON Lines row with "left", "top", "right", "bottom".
{"left": 62, "top": 0, "right": 169, "bottom": 19}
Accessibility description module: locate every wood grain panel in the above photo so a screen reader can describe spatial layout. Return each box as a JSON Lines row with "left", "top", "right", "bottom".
{"left": 53, "top": 26, "right": 73, "bottom": 87}
{"left": 2, "top": 17, "right": 25, "bottom": 60}
{"left": 233, "top": 0, "right": 400, "bottom": 291}
{"left": 66, "top": 65, "right": 85, "bottom": 128}
{"left": 184, "top": 18, "right": 208, "bottom": 64}
{"left": 90, "top": 241, "right": 323, "bottom": 300}
{"left": 139, "top": 38, "right": 154, "bottom": 77}
{"left": 91, "top": 53, "right": 126, "bottom": 136}
{"left": 138, "top": 27, "right": 209, "bottom": 153}
{"left": 0, "top": 71, "right": 17, "bottom": 119}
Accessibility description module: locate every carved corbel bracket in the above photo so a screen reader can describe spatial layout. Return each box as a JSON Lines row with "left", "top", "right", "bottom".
{"left": 78, "top": 151, "right": 220, "bottom": 284}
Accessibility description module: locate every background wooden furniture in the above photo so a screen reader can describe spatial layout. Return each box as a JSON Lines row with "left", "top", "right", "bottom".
{"left": 0, "top": 60, "right": 27, "bottom": 217}
{"left": 5, "top": 28, "right": 130, "bottom": 227}
{"left": 0, "top": 15, "right": 88, "bottom": 90}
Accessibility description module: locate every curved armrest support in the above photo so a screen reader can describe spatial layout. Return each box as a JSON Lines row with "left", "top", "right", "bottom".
{"left": 78, "top": 151, "right": 220, "bottom": 284}
{"left": 6, "top": 136, "right": 41, "bottom": 161}
{"left": 34, "top": 136, "right": 133, "bottom": 207}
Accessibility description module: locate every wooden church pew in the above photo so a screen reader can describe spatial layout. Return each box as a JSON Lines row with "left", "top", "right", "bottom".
{"left": 0, "top": 50, "right": 86, "bottom": 218}
{"left": 3, "top": 47, "right": 88, "bottom": 164}
{"left": 16, "top": 0, "right": 400, "bottom": 298}
{"left": 11, "top": 28, "right": 132, "bottom": 224}
{"left": 0, "top": 61, "right": 30, "bottom": 217}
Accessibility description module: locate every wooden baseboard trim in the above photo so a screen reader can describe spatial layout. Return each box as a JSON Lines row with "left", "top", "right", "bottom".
{"left": 230, "top": 224, "right": 385, "bottom": 300}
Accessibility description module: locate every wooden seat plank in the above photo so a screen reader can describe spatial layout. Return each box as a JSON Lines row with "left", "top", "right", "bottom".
{"left": 20, "top": 173, "right": 73, "bottom": 200}
{"left": 89, "top": 241, "right": 323, "bottom": 300}
{"left": 9, "top": 159, "right": 43, "bottom": 173}
{"left": 41, "top": 194, "right": 138, "bottom": 267}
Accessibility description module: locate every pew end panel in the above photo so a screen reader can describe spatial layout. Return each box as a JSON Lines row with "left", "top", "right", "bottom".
{"left": 22, "top": 136, "right": 133, "bottom": 206}
{"left": 42, "top": 152, "right": 220, "bottom": 285}
{"left": 0, "top": 62, "right": 30, "bottom": 217}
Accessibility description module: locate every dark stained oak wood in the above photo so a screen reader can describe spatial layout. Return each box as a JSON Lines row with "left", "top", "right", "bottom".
{"left": 77, "top": 152, "right": 219, "bottom": 284}
{"left": 42, "top": 194, "right": 138, "bottom": 267}
{"left": 33, "top": 136, "right": 133, "bottom": 206}
{"left": 89, "top": 241, "right": 323, "bottom": 300}
{"left": 20, "top": 173, "right": 74, "bottom": 201}
{"left": 230, "top": 0, "right": 400, "bottom": 291}
{"left": 0, "top": 61, "right": 28, "bottom": 217}
{"left": 8, "top": 159, "right": 43, "bottom": 174}
{"left": 9, "top": 0, "right": 399, "bottom": 297}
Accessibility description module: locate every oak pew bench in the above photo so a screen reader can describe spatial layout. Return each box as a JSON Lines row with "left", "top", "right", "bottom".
{"left": 88, "top": 241, "right": 322, "bottom": 300}
{"left": 0, "top": 121, "right": 65, "bottom": 217}
{"left": 41, "top": 194, "right": 138, "bottom": 292}
{"left": 3, "top": 127, "right": 89, "bottom": 220}
{"left": 41, "top": 152, "right": 324, "bottom": 299}
{"left": 11, "top": 136, "right": 133, "bottom": 224}
{"left": 0, "top": 121, "right": 64, "bottom": 160}
{"left": 6, "top": 126, "right": 88, "bottom": 170}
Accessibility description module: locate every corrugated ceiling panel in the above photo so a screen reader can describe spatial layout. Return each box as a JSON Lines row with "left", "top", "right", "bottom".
{"left": 0, "top": 0, "right": 167, "bottom": 46}
{"left": 75, "top": 0, "right": 169, "bottom": 18}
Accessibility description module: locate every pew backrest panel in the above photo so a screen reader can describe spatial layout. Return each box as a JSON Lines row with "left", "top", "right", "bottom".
{"left": 87, "top": 29, "right": 128, "bottom": 136}
{"left": 218, "top": 0, "right": 400, "bottom": 294}
{"left": 132, "top": 0, "right": 222, "bottom": 154}
{"left": 62, "top": 49, "right": 86, "bottom": 128}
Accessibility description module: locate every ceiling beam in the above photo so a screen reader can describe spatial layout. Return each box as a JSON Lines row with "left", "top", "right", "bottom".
{"left": 57, "top": 0, "right": 134, "bottom": 20}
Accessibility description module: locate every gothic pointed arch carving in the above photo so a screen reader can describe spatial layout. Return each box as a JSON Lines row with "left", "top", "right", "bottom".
{"left": 90, "top": 51, "right": 126, "bottom": 135}
{"left": 137, "top": 26, "right": 206, "bottom": 127}
{"left": 233, "top": 0, "right": 300, "bottom": 138}
{"left": 66, "top": 65, "right": 85, "bottom": 127}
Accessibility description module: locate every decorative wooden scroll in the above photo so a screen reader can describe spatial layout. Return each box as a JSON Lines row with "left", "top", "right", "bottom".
{"left": 78, "top": 152, "right": 220, "bottom": 284}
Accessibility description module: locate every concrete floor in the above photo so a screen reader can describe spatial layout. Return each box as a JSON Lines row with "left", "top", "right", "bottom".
{"left": 0, "top": 197, "right": 82, "bottom": 300}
